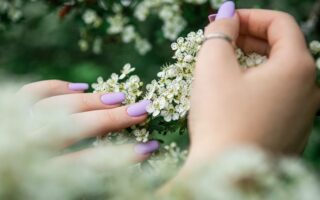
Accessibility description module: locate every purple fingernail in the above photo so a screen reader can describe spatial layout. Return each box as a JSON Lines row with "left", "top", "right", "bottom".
{"left": 216, "top": 1, "right": 235, "bottom": 20}
{"left": 68, "top": 83, "right": 89, "bottom": 91}
{"left": 101, "top": 92, "right": 126, "bottom": 105}
{"left": 134, "top": 140, "right": 160, "bottom": 155}
{"left": 127, "top": 100, "right": 151, "bottom": 117}
{"left": 208, "top": 14, "right": 217, "bottom": 22}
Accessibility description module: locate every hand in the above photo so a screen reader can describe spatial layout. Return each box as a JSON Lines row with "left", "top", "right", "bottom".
{"left": 187, "top": 6, "right": 318, "bottom": 167}
{"left": 17, "top": 80, "right": 159, "bottom": 163}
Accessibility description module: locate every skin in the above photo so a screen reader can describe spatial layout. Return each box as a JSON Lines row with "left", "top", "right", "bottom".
{"left": 18, "top": 9, "right": 319, "bottom": 193}
{"left": 181, "top": 9, "right": 319, "bottom": 177}
{"left": 17, "top": 80, "right": 150, "bottom": 164}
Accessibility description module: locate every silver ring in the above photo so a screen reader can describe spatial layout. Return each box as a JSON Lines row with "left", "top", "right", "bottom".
{"left": 204, "top": 32, "right": 234, "bottom": 47}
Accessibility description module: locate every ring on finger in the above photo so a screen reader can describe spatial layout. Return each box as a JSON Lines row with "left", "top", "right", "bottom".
{"left": 204, "top": 32, "right": 235, "bottom": 48}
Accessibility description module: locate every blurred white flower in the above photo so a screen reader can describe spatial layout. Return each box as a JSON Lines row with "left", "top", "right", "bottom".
{"left": 83, "top": 9, "right": 97, "bottom": 24}
{"left": 133, "top": 128, "right": 149, "bottom": 142}
{"left": 316, "top": 57, "right": 320, "bottom": 70}
{"left": 135, "top": 36, "right": 152, "bottom": 55}
{"left": 122, "top": 25, "right": 136, "bottom": 43}
{"left": 120, "top": 63, "right": 135, "bottom": 79}
{"left": 310, "top": 40, "right": 320, "bottom": 55}
{"left": 107, "top": 13, "right": 128, "bottom": 34}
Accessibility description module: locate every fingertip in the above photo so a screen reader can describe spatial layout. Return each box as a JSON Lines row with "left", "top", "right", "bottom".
{"left": 215, "top": 0, "right": 236, "bottom": 20}
{"left": 127, "top": 100, "right": 151, "bottom": 117}
{"left": 68, "top": 83, "right": 89, "bottom": 91}
{"left": 134, "top": 140, "right": 160, "bottom": 156}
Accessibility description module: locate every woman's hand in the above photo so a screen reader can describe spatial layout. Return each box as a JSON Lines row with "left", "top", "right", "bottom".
{"left": 187, "top": 3, "right": 318, "bottom": 168}
{"left": 17, "top": 80, "right": 159, "bottom": 163}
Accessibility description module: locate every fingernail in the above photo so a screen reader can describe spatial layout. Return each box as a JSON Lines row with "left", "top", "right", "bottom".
{"left": 68, "top": 83, "right": 89, "bottom": 91}
{"left": 208, "top": 14, "right": 217, "bottom": 22}
{"left": 127, "top": 100, "right": 151, "bottom": 117}
{"left": 134, "top": 140, "right": 160, "bottom": 155}
{"left": 101, "top": 92, "right": 126, "bottom": 105}
{"left": 216, "top": 1, "right": 235, "bottom": 20}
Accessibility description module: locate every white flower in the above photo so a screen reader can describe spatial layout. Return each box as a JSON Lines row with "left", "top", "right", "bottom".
{"left": 147, "top": 96, "right": 167, "bottom": 117}
{"left": 133, "top": 128, "right": 149, "bottom": 142}
{"left": 78, "top": 39, "right": 89, "bottom": 52}
{"left": 162, "top": 105, "right": 180, "bottom": 122}
{"left": 183, "top": 54, "right": 193, "bottom": 63}
{"left": 122, "top": 25, "right": 136, "bottom": 43}
{"left": 316, "top": 58, "right": 320, "bottom": 70}
{"left": 310, "top": 40, "right": 320, "bottom": 55}
{"left": 92, "top": 37, "right": 103, "bottom": 54}
{"left": 120, "top": 63, "right": 135, "bottom": 79}
{"left": 82, "top": 9, "right": 98, "bottom": 25}
{"left": 171, "top": 43, "right": 178, "bottom": 50}
{"left": 107, "top": 13, "right": 128, "bottom": 34}
{"left": 134, "top": 2, "right": 150, "bottom": 21}
{"left": 92, "top": 64, "right": 143, "bottom": 104}
{"left": 135, "top": 37, "right": 152, "bottom": 55}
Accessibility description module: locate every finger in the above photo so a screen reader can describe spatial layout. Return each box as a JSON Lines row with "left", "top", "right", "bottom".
{"left": 236, "top": 35, "right": 270, "bottom": 55}
{"left": 46, "top": 100, "right": 151, "bottom": 147}
{"left": 33, "top": 92, "right": 126, "bottom": 114}
{"left": 17, "top": 80, "right": 89, "bottom": 103}
{"left": 237, "top": 9, "right": 309, "bottom": 68}
{"left": 198, "top": 1, "right": 241, "bottom": 82}
{"left": 54, "top": 141, "right": 160, "bottom": 165}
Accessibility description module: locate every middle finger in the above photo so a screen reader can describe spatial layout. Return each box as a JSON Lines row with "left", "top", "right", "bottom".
{"left": 33, "top": 92, "right": 126, "bottom": 114}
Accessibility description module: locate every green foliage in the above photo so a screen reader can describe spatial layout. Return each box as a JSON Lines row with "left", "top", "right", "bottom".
{"left": 0, "top": 0, "right": 320, "bottom": 170}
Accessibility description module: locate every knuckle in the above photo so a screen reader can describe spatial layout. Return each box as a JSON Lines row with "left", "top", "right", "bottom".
{"left": 46, "top": 80, "right": 64, "bottom": 91}
{"left": 103, "top": 110, "right": 120, "bottom": 127}
{"left": 204, "top": 24, "right": 214, "bottom": 34}
{"left": 292, "top": 54, "right": 316, "bottom": 81}
{"left": 276, "top": 11, "right": 295, "bottom": 22}
{"left": 304, "top": 53, "right": 316, "bottom": 68}
{"left": 79, "top": 94, "right": 92, "bottom": 110}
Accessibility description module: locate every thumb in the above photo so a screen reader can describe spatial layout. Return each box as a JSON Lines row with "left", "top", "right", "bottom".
{"left": 196, "top": 1, "right": 240, "bottom": 82}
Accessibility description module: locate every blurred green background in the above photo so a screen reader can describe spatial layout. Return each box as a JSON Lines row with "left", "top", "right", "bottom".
{"left": 0, "top": 0, "right": 320, "bottom": 169}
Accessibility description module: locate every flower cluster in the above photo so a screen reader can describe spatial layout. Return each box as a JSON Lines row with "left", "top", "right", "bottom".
{"left": 79, "top": 3, "right": 151, "bottom": 55}
{"left": 0, "top": 0, "right": 221, "bottom": 55}
{"left": 92, "top": 30, "right": 268, "bottom": 145}
{"left": 134, "top": 0, "right": 188, "bottom": 40}
{"left": 145, "top": 30, "right": 204, "bottom": 122}
{"left": 236, "top": 48, "right": 268, "bottom": 68}
{"left": 92, "top": 63, "right": 143, "bottom": 104}
{"left": 145, "top": 30, "right": 267, "bottom": 122}
{"left": 147, "top": 142, "right": 189, "bottom": 177}
{"left": 190, "top": 146, "right": 320, "bottom": 200}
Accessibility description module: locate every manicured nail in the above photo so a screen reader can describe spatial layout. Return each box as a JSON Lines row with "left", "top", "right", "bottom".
{"left": 127, "top": 100, "right": 151, "bottom": 117}
{"left": 68, "top": 83, "right": 89, "bottom": 91}
{"left": 101, "top": 92, "right": 126, "bottom": 105}
{"left": 216, "top": 1, "right": 235, "bottom": 20}
{"left": 208, "top": 14, "right": 217, "bottom": 22}
{"left": 134, "top": 140, "right": 160, "bottom": 155}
